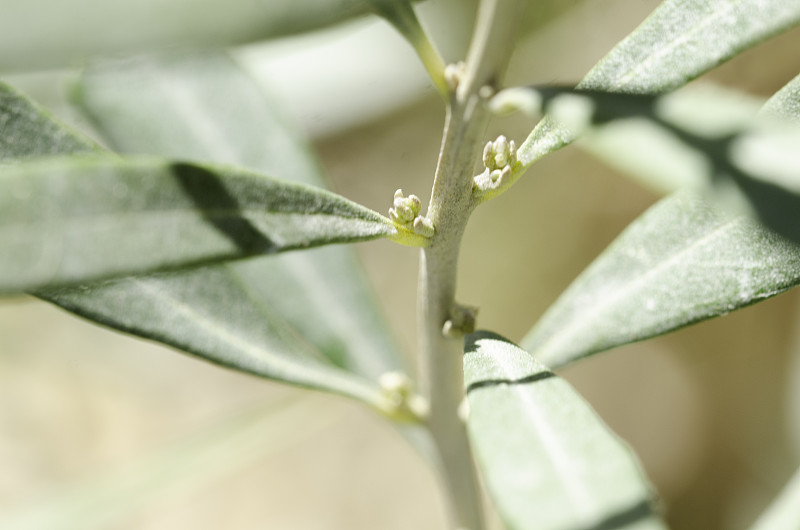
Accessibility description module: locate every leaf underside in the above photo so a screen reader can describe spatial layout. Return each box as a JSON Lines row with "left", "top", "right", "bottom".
{"left": 522, "top": 191, "right": 800, "bottom": 369}
{"left": 464, "top": 331, "right": 666, "bottom": 530}
{"left": 0, "top": 52, "right": 409, "bottom": 406}
{"left": 518, "top": 0, "right": 800, "bottom": 166}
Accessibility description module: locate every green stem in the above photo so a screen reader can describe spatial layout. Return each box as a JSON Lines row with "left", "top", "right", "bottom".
{"left": 416, "top": 0, "right": 526, "bottom": 528}
{"left": 419, "top": 101, "right": 489, "bottom": 530}
{"left": 372, "top": 1, "right": 448, "bottom": 97}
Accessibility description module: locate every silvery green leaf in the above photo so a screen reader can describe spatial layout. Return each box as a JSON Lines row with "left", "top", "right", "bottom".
{"left": 464, "top": 331, "right": 666, "bottom": 530}
{"left": 0, "top": 155, "right": 398, "bottom": 293}
{"left": 66, "top": 51, "right": 415, "bottom": 383}
{"left": 517, "top": 0, "right": 800, "bottom": 166}
{"left": 0, "top": 68, "right": 403, "bottom": 406}
{"left": 0, "top": 0, "right": 420, "bottom": 71}
{"left": 521, "top": 191, "right": 800, "bottom": 369}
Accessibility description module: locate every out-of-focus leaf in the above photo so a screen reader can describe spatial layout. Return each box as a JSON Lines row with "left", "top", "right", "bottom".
{"left": 0, "top": 82, "right": 101, "bottom": 160}
{"left": 67, "top": 50, "right": 414, "bottom": 384}
{"left": 521, "top": 191, "right": 800, "bottom": 369}
{"left": 748, "top": 467, "right": 800, "bottom": 530}
{"left": 0, "top": 398, "right": 342, "bottom": 530}
{"left": 574, "top": 84, "right": 765, "bottom": 194}
{"left": 517, "top": 0, "right": 800, "bottom": 166}
{"left": 0, "top": 77, "right": 405, "bottom": 403}
{"left": 463, "top": 331, "right": 665, "bottom": 530}
{"left": 0, "top": 0, "right": 422, "bottom": 72}
{"left": 728, "top": 73, "right": 800, "bottom": 243}
{"left": 0, "top": 156, "right": 401, "bottom": 294}
{"left": 489, "top": 83, "right": 800, "bottom": 242}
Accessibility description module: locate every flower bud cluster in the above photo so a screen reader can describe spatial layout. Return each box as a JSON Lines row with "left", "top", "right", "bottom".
{"left": 388, "top": 189, "right": 435, "bottom": 238}
{"left": 473, "top": 135, "right": 517, "bottom": 195}
{"left": 378, "top": 371, "right": 429, "bottom": 422}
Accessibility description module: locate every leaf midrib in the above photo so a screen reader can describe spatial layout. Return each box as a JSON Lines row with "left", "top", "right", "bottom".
{"left": 533, "top": 216, "right": 739, "bottom": 362}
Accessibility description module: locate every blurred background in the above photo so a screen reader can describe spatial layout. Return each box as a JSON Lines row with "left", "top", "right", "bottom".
{"left": 1, "top": 0, "right": 800, "bottom": 528}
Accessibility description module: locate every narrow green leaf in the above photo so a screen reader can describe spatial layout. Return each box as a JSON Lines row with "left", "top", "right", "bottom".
{"left": 0, "top": 82, "right": 101, "bottom": 160}
{"left": 0, "top": 64, "right": 408, "bottom": 409}
{"left": 42, "top": 271, "right": 387, "bottom": 404}
{"left": 748, "top": 467, "right": 800, "bottom": 530}
{"left": 517, "top": 0, "right": 800, "bottom": 166}
{"left": 575, "top": 84, "right": 766, "bottom": 194}
{"left": 67, "top": 51, "right": 415, "bottom": 384}
{"left": 0, "top": 398, "right": 342, "bottom": 530}
{"left": 0, "top": 0, "right": 415, "bottom": 71}
{"left": 464, "top": 331, "right": 665, "bottom": 530}
{"left": 0, "top": 155, "right": 399, "bottom": 294}
{"left": 491, "top": 84, "right": 800, "bottom": 243}
{"left": 729, "top": 73, "right": 800, "bottom": 243}
{"left": 522, "top": 191, "right": 800, "bottom": 369}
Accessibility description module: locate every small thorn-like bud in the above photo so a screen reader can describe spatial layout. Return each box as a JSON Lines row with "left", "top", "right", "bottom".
{"left": 458, "top": 398, "right": 470, "bottom": 422}
{"left": 479, "top": 85, "right": 495, "bottom": 99}
{"left": 444, "top": 61, "right": 466, "bottom": 91}
{"left": 409, "top": 395, "right": 430, "bottom": 419}
{"left": 413, "top": 216, "right": 435, "bottom": 238}
{"left": 379, "top": 371, "right": 412, "bottom": 395}
{"left": 442, "top": 303, "right": 478, "bottom": 338}
{"left": 442, "top": 319, "right": 457, "bottom": 338}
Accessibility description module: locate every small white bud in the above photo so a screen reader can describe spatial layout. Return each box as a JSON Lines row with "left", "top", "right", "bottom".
{"left": 444, "top": 61, "right": 466, "bottom": 91}
{"left": 409, "top": 395, "right": 430, "bottom": 419}
{"left": 493, "top": 135, "right": 510, "bottom": 167}
{"left": 379, "top": 371, "right": 411, "bottom": 395}
{"left": 479, "top": 85, "right": 495, "bottom": 99}
{"left": 396, "top": 204, "right": 415, "bottom": 222}
{"left": 458, "top": 398, "right": 470, "bottom": 422}
{"left": 482, "top": 141, "right": 494, "bottom": 168}
{"left": 388, "top": 208, "right": 399, "bottom": 222}
{"left": 394, "top": 189, "right": 404, "bottom": 200}
{"left": 407, "top": 194, "right": 422, "bottom": 215}
{"left": 442, "top": 319, "right": 457, "bottom": 338}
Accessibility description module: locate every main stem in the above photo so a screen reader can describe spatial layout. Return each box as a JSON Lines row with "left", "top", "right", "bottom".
{"left": 419, "top": 97, "right": 489, "bottom": 530}
{"left": 416, "top": 1, "right": 524, "bottom": 528}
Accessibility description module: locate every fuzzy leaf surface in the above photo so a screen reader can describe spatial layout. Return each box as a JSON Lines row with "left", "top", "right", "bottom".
{"left": 0, "top": 72, "right": 402, "bottom": 404}
{"left": 517, "top": 0, "right": 800, "bottom": 166}
{"left": 505, "top": 84, "right": 800, "bottom": 244}
{"left": 464, "top": 331, "right": 665, "bottom": 530}
{"left": 0, "top": 82, "right": 101, "bottom": 160}
{"left": 522, "top": 191, "right": 800, "bottom": 369}
{"left": 0, "top": 156, "right": 396, "bottom": 294}
{"left": 64, "top": 51, "right": 412, "bottom": 383}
